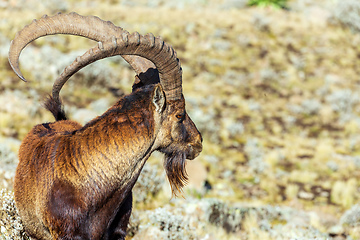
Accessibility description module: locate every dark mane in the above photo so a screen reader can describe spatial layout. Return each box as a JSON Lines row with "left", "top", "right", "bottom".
{"left": 43, "top": 96, "right": 67, "bottom": 121}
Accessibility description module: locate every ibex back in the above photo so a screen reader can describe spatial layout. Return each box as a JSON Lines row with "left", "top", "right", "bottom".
{"left": 9, "top": 12, "right": 202, "bottom": 240}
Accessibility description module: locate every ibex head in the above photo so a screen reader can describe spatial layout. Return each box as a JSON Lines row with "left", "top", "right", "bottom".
{"left": 9, "top": 12, "right": 202, "bottom": 195}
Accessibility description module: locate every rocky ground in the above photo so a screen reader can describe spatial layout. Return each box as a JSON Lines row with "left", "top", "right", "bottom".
{"left": 2, "top": 0, "right": 360, "bottom": 239}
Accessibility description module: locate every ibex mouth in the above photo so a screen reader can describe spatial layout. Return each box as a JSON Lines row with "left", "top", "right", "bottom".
{"left": 186, "top": 144, "right": 202, "bottom": 160}
{"left": 187, "top": 152, "right": 200, "bottom": 160}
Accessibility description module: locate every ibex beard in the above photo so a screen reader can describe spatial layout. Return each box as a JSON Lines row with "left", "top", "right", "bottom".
{"left": 164, "top": 151, "right": 188, "bottom": 194}
{"left": 163, "top": 132, "right": 202, "bottom": 195}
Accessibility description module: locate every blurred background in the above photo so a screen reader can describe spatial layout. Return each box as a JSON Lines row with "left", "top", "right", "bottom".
{"left": 1, "top": 0, "right": 360, "bottom": 239}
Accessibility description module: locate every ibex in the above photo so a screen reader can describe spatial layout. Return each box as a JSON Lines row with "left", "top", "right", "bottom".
{"left": 9, "top": 12, "right": 202, "bottom": 240}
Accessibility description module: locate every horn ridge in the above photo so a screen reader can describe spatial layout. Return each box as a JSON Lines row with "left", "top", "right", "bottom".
{"left": 9, "top": 12, "right": 125, "bottom": 82}
{"left": 53, "top": 32, "right": 182, "bottom": 101}
{"left": 9, "top": 12, "right": 183, "bottom": 102}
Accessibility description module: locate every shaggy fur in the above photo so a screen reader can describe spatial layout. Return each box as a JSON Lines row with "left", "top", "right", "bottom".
{"left": 15, "top": 84, "right": 202, "bottom": 240}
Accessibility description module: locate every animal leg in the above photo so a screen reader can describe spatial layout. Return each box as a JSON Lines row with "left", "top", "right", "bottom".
{"left": 107, "top": 192, "right": 133, "bottom": 240}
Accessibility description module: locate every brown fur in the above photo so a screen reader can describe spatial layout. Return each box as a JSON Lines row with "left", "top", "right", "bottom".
{"left": 15, "top": 84, "right": 202, "bottom": 240}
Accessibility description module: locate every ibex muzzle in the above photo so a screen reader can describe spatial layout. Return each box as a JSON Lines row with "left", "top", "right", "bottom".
{"left": 9, "top": 12, "right": 202, "bottom": 240}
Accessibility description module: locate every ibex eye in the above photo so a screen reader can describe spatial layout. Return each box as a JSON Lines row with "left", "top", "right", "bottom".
{"left": 176, "top": 114, "right": 184, "bottom": 120}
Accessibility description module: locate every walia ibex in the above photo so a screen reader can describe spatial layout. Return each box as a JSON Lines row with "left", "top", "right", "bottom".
{"left": 9, "top": 12, "right": 202, "bottom": 240}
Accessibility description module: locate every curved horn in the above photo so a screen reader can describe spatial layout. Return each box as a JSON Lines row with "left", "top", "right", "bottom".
{"left": 8, "top": 12, "right": 182, "bottom": 100}
{"left": 8, "top": 12, "right": 155, "bottom": 80}
{"left": 51, "top": 32, "right": 182, "bottom": 103}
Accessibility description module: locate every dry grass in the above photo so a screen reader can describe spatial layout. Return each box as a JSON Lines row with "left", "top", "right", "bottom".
{"left": 1, "top": 0, "right": 360, "bottom": 238}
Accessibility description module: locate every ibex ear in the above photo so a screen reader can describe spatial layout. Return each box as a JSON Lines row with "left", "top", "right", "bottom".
{"left": 152, "top": 84, "right": 165, "bottom": 113}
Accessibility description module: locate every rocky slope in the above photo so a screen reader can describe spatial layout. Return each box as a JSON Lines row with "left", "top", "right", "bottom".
{"left": 1, "top": 0, "right": 360, "bottom": 239}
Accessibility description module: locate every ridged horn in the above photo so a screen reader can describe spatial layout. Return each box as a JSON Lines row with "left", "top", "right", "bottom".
{"left": 52, "top": 31, "right": 182, "bottom": 103}
{"left": 8, "top": 12, "right": 182, "bottom": 101}
{"left": 8, "top": 12, "right": 154, "bottom": 80}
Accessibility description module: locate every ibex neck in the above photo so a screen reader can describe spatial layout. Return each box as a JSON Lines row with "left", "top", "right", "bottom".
{"left": 65, "top": 107, "right": 156, "bottom": 194}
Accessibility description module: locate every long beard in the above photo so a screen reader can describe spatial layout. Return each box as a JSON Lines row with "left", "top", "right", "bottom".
{"left": 164, "top": 151, "right": 188, "bottom": 196}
